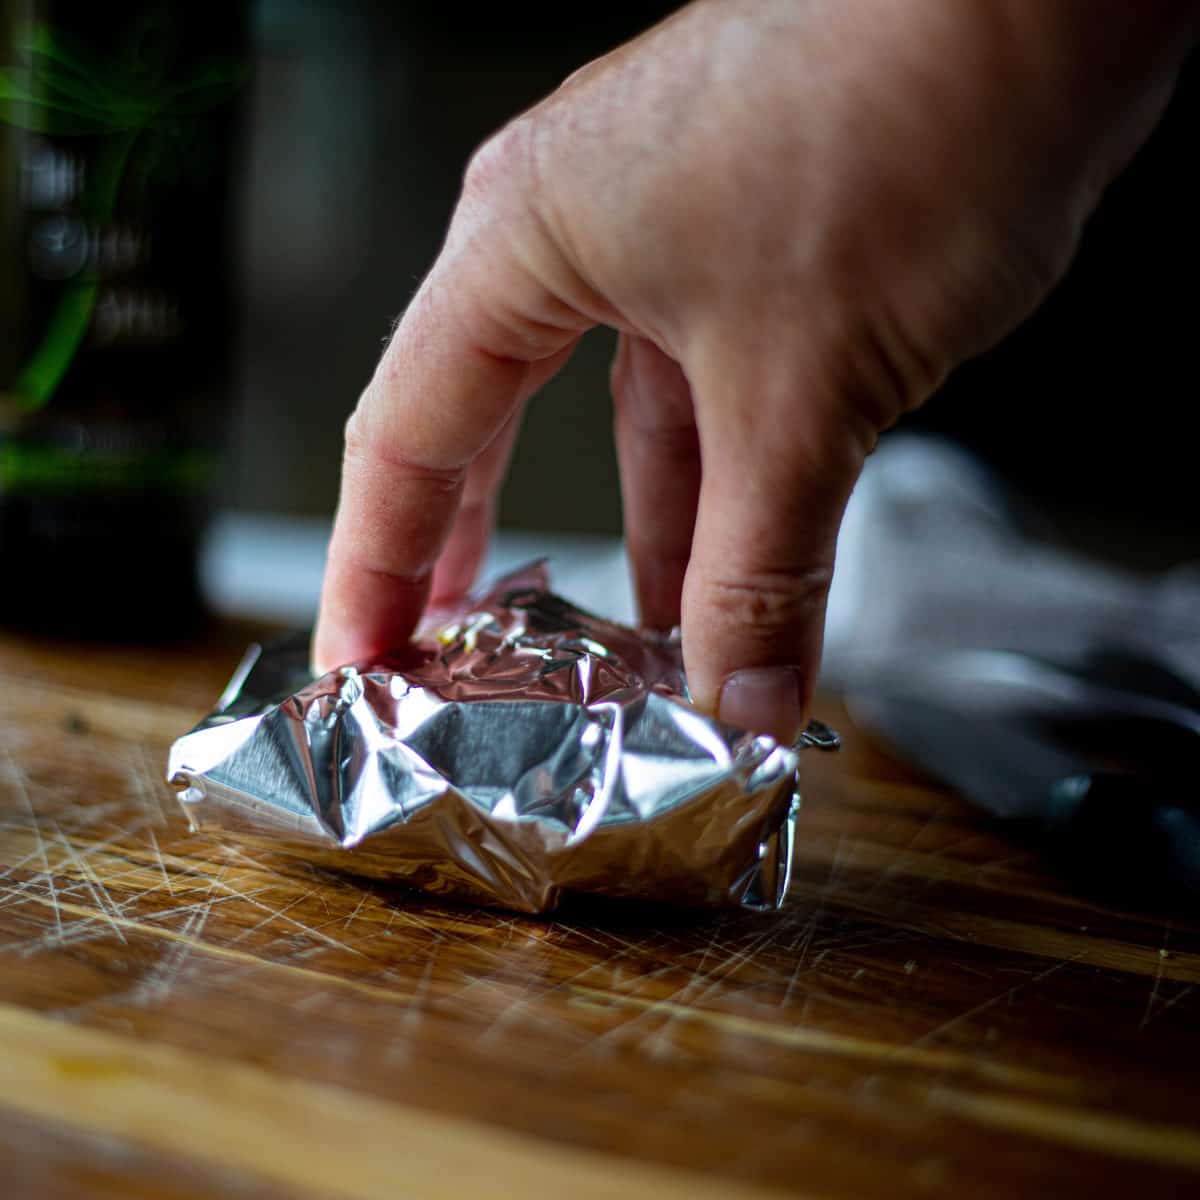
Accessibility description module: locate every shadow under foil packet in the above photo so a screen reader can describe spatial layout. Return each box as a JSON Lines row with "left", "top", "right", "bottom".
{"left": 167, "top": 563, "right": 839, "bottom": 914}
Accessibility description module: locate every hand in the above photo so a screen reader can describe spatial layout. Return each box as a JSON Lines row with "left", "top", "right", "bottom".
{"left": 314, "top": 0, "right": 1195, "bottom": 741}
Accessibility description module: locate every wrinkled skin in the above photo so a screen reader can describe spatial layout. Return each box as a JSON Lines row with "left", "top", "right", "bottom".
{"left": 314, "top": 0, "right": 1197, "bottom": 740}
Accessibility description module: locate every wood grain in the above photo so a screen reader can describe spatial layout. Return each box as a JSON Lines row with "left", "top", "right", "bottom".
{"left": 1, "top": 623, "right": 1198, "bottom": 1199}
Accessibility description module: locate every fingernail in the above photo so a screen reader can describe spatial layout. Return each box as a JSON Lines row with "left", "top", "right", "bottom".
{"left": 718, "top": 667, "right": 804, "bottom": 742}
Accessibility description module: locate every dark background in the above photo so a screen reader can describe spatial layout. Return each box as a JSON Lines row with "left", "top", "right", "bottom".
{"left": 231, "top": 1, "right": 1197, "bottom": 565}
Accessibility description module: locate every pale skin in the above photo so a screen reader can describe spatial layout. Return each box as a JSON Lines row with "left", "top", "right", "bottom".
{"left": 314, "top": 0, "right": 1198, "bottom": 741}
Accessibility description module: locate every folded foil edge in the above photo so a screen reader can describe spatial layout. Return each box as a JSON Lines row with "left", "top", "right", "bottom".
{"left": 167, "top": 564, "right": 836, "bottom": 914}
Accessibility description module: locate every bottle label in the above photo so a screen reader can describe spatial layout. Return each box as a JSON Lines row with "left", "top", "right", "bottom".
{"left": 0, "top": 7, "right": 246, "bottom": 501}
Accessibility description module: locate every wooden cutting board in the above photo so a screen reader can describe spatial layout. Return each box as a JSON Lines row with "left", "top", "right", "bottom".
{"left": 1, "top": 624, "right": 1198, "bottom": 1199}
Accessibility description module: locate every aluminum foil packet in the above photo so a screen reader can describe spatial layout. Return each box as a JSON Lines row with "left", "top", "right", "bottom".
{"left": 167, "top": 562, "right": 838, "bottom": 914}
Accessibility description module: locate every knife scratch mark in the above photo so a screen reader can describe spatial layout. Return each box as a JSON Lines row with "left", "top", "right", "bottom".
{"left": 227, "top": 891, "right": 312, "bottom": 946}
{"left": 1143, "top": 982, "right": 1196, "bottom": 1027}
{"left": 130, "top": 903, "right": 212, "bottom": 1006}
{"left": 1141, "top": 922, "right": 1173, "bottom": 1031}
{"left": 401, "top": 952, "right": 438, "bottom": 1035}
{"left": 216, "top": 884, "right": 368, "bottom": 959}
{"left": 780, "top": 921, "right": 819, "bottom": 1010}
{"left": 342, "top": 892, "right": 369, "bottom": 929}
{"left": 0, "top": 847, "right": 52, "bottom": 893}
{"left": 48, "top": 821, "right": 128, "bottom": 946}
{"left": 1, "top": 744, "right": 64, "bottom": 942}
{"left": 902, "top": 951, "right": 1085, "bottom": 1060}
{"left": 146, "top": 828, "right": 176, "bottom": 897}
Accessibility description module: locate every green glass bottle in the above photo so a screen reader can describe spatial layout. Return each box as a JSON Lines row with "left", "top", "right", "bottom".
{"left": 0, "top": 2, "right": 247, "bottom": 637}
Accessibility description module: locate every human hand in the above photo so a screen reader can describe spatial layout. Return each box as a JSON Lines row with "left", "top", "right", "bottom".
{"left": 314, "top": 0, "right": 1196, "bottom": 741}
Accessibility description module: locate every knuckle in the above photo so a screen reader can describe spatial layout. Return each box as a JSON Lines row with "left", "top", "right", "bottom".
{"left": 611, "top": 351, "right": 697, "bottom": 460}
{"left": 704, "top": 567, "right": 833, "bottom": 640}
{"left": 462, "top": 115, "right": 536, "bottom": 203}
{"left": 819, "top": 304, "right": 943, "bottom": 451}
{"left": 621, "top": 418, "right": 699, "bottom": 468}
{"left": 341, "top": 408, "right": 464, "bottom": 496}
{"left": 996, "top": 220, "right": 1077, "bottom": 319}
{"left": 341, "top": 407, "right": 370, "bottom": 462}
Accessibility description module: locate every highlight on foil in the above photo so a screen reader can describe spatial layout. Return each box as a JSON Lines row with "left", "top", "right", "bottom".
{"left": 168, "top": 562, "right": 837, "bottom": 914}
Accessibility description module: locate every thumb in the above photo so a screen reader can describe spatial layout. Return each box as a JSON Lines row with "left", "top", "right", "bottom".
{"left": 681, "top": 346, "right": 867, "bottom": 743}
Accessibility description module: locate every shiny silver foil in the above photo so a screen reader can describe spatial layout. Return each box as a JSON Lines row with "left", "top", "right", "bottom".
{"left": 167, "top": 563, "right": 838, "bottom": 913}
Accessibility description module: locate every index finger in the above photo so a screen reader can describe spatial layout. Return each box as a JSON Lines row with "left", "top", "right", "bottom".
{"left": 313, "top": 155, "right": 589, "bottom": 672}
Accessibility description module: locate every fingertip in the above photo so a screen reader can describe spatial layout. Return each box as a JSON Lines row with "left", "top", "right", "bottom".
{"left": 310, "top": 623, "right": 343, "bottom": 679}
{"left": 311, "top": 590, "right": 343, "bottom": 677}
{"left": 681, "top": 562, "right": 828, "bottom": 740}
{"left": 311, "top": 600, "right": 360, "bottom": 678}
{"left": 312, "top": 556, "right": 432, "bottom": 678}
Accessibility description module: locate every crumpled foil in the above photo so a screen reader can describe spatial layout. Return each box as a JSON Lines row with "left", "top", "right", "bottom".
{"left": 167, "top": 562, "right": 838, "bottom": 913}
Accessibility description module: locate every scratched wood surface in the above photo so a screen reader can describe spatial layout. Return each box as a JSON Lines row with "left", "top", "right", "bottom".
{"left": 1, "top": 623, "right": 1198, "bottom": 1200}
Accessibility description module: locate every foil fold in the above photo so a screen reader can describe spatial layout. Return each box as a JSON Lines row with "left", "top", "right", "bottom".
{"left": 167, "top": 562, "right": 837, "bottom": 913}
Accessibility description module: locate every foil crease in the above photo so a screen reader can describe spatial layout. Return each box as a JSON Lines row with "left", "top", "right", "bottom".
{"left": 167, "top": 562, "right": 837, "bottom": 914}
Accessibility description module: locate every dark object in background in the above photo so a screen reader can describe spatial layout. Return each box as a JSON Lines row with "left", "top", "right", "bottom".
{"left": 229, "top": 1, "right": 682, "bottom": 534}
{"left": 228, "top": 9, "right": 1195, "bottom": 558}
{"left": 826, "top": 436, "right": 1200, "bottom": 906}
{"left": 1048, "top": 772, "right": 1200, "bottom": 906}
{"left": 0, "top": 1, "right": 248, "bottom": 637}
{"left": 910, "top": 50, "right": 1199, "bottom": 567}
{"left": 853, "top": 649, "right": 1200, "bottom": 905}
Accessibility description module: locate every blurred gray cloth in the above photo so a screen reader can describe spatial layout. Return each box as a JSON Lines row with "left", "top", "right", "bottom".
{"left": 823, "top": 435, "right": 1200, "bottom": 695}
{"left": 822, "top": 437, "right": 1200, "bottom": 903}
